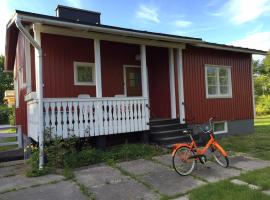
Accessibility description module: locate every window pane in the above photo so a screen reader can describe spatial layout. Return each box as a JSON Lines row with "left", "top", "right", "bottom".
{"left": 207, "top": 67, "right": 217, "bottom": 77}
{"left": 220, "top": 85, "right": 228, "bottom": 95}
{"left": 220, "top": 77, "right": 228, "bottom": 85}
{"left": 77, "top": 66, "right": 92, "bottom": 82}
{"left": 214, "top": 122, "right": 225, "bottom": 132}
{"left": 219, "top": 68, "right": 228, "bottom": 77}
{"left": 208, "top": 86, "right": 217, "bottom": 95}
{"left": 129, "top": 72, "right": 135, "bottom": 79}
{"left": 208, "top": 77, "right": 217, "bottom": 85}
{"left": 130, "top": 79, "right": 136, "bottom": 87}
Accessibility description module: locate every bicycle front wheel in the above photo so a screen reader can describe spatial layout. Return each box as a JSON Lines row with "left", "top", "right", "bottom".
{"left": 172, "top": 146, "right": 195, "bottom": 176}
{"left": 211, "top": 145, "right": 229, "bottom": 168}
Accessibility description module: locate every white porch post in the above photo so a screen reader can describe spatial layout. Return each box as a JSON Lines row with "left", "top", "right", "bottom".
{"left": 94, "top": 39, "right": 102, "bottom": 97}
{"left": 33, "top": 24, "right": 44, "bottom": 169}
{"left": 25, "top": 37, "right": 32, "bottom": 93}
{"left": 140, "top": 45, "right": 149, "bottom": 98}
{"left": 169, "top": 48, "right": 176, "bottom": 118}
{"left": 176, "top": 48, "right": 185, "bottom": 124}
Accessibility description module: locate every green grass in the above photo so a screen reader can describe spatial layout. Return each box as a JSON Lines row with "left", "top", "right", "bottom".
{"left": 0, "top": 128, "right": 17, "bottom": 152}
{"left": 238, "top": 167, "right": 270, "bottom": 190}
{"left": 189, "top": 180, "right": 269, "bottom": 200}
{"left": 220, "top": 115, "right": 270, "bottom": 160}
{"left": 0, "top": 128, "right": 16, "bottom": 134}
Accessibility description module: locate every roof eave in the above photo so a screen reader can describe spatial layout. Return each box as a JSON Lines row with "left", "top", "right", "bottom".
{"left": 193, "top": 42, "right": 268, "bottom": 56}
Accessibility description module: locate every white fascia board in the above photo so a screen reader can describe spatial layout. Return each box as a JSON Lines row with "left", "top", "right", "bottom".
{"left": 17, "top": 14, "right": 197, "bottom": 45}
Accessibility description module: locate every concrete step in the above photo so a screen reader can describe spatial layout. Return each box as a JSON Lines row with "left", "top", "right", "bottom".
{"left": 150, "top": 123, "right": 187, "bottom": 132}
{"left": 149, "top": 118, "right": 180, "bottom": 126}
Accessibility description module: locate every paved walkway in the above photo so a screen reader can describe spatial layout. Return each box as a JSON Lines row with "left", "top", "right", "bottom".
{"left": 0, "top": 154, "right": 270, "bottom": 200}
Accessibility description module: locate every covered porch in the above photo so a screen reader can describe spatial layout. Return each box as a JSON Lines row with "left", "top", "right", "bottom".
{"left": 26, "top": 24, "right": 186, "bottom": 141}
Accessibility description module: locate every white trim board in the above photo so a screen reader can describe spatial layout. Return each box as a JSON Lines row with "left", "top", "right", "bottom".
{"left": 35, "top": 24, "right": 186, "bottom": 49}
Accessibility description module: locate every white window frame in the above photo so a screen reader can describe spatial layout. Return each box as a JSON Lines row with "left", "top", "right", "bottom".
{"left": 213, "top": 121, "right": 228, "bottom": 134}
{"left": 74, "top": 61, "right": 95, "bottom": 86}
{"left": 123, "top": 65, "right": 142, "bottom": 97}
{"left": 205, "top": 64, "right": 232, "bottom": 98}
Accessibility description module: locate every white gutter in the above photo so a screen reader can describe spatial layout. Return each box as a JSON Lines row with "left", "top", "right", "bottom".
{"left": 15, "top": 15, "right": 44, "bottom": 170}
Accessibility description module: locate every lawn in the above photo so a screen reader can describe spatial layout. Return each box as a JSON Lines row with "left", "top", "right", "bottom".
{"left": 220, "top": 115, "right": 270, "bottom": 160}
{"left": 189, "top": 180, "right": 269, "bottom": 200}
{"left": 0, "top": 128, "right": 17, "bottom": 152}
{"left": 238, "top": 167, "right": 270, "bottom": 190}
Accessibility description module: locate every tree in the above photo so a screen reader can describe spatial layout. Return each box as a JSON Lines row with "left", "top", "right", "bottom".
{"left": 263, "top": 50, "right": 270, "bottom": 73}
{"left": 0, "top": 56, "right": 14, "bottom": 104}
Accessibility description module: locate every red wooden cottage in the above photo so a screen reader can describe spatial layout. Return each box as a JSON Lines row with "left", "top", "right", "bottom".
{"left": 5, "top": 6, "right": 267, "bottom": 151}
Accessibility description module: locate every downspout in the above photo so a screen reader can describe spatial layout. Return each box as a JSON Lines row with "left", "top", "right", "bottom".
{"left": 15, "top": 15, "right": 44, "bottom": 170}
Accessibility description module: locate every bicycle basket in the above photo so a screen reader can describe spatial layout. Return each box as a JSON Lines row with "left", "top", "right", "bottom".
{"left": 198, "top": 131, "right": 211, "bottom": 145}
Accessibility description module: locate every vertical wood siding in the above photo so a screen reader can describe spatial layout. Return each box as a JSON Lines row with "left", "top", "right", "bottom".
{"left": 147, "top": 46, "right": 171, "bottom": 118}
{"left": 42, "top": 33, "right": 96, "bottom": 98}
{"left": 15, "top": 32, "right": 27, "bottom": 135}
{"left": 183, "top": 45, "right": 253, "bottom": 123}
{"left": 100, "top": 40, "right": 140, "bottom": 96}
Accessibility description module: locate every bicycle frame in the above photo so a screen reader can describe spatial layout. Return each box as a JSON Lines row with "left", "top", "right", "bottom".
{"left": 172, "top": 132, "right": 228, "bottom": 157}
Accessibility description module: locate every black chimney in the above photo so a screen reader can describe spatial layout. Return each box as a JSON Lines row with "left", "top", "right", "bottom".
{"left": 56, "top": 5, "right": 101, "bottom": 25}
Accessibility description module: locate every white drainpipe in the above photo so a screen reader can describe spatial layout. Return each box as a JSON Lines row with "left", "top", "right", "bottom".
{"left": 15, "top": 15, "right": 44, "bottom": 170}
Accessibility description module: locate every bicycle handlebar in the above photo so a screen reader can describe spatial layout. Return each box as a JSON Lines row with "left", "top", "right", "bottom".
{"left": 196, "top": 117, "right": 215, "bottom": 133}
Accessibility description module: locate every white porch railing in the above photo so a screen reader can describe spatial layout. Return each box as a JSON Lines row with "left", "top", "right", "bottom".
{"left": 28, "top": 97, "right": 150, "bottom": 140}
{"left": 27, "top": 99, "right": 39, "bottom": 141}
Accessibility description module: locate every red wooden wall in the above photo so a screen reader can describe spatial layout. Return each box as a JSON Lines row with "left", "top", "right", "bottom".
{"left": 147, "top": 46, "right": 171, "bottom": 118}
{"left": 100, "top": 40, "right": 140, "bottom": 96}
{"left": 15, "top": 32, "right": 28, "bottom": 135}
{"left": 182, "top": 45, "right": 253, "bottom": 123}
{"left": 41, "top": 33, "right": 96, "bottom": 98}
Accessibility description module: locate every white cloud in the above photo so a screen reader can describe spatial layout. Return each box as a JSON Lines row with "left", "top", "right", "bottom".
{"left": 0, "top": 1, "right": 13, "bottom": 55}
{"left": 213, "top": 0, "right": 270, "bottom": 25}
{"left": 173, "top": 20, "right": 192, "bottom": 27}
{"left": 136, "top": 5, "right": 160, "bottom": 23}
{"left": 64, "top": 0, "right": 82, "bottom": 8}
{"left": 229, "top": 32, "right": 270, "bottom": 60}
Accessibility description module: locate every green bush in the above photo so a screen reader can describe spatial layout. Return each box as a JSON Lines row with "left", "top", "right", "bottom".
{"left": 256, "top": 95, "right": 270, "bottom": 115}
{"left": 26, "top": 135, "right": 166, "bottom": 177}
{"left": 0, "top": 104, "right": 15, "bottom": 125}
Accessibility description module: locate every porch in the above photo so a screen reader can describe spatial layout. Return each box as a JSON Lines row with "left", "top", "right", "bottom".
{"left": 24, "top": 24, "right": 186, "bottom": 142}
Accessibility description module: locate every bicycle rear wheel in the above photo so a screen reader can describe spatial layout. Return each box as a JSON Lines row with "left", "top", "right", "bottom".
{"left": 172, "top": 146, "right": 195, "bottom": 176}
{"left": 211, "top": 145, "right": 229, "bottom": 168}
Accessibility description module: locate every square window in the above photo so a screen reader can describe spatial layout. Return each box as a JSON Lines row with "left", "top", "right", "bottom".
{"left": 205, "top": 65, "right": 232, "bottom": 98}
{"left": 213, "top": 121, "right": 228, "bottom": 134}
{"left": 74, "top": 62, "right": 95, "bottom": 86}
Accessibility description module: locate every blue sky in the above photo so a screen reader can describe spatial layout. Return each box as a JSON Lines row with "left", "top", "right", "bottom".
{"left": 1, "top": 0, "right": 270, "bottom": 59}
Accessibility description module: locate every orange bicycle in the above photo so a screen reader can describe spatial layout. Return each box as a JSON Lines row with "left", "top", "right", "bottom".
{"left": 172, "top": 117, "right": 229, "bottom": 176}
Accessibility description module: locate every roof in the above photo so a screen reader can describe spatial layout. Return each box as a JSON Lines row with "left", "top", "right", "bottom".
{"left": 5, "top": 9, "right": 268, "bottom": 70}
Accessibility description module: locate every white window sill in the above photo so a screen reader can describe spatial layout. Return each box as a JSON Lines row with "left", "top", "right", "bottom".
{"left": 206, "top": 95, "right": 232, "bottom": 99}
{"left": 74, "top": 82, "right": 96, "bottom": 86}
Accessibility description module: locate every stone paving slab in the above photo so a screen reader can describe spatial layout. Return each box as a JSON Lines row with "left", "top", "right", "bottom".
{"left": 0, "top": 164, "right": 26, "bottom": 178}
{"left": 90, "top": 177, "right": 159, "bottom": 200}
{"left": 173, "top": 195, "right": 189, "bottom": 200}
{"left": 140, "top": 167, "right": 205, "bottom": 196}
{"left": 193, "top": 162, "right": 241, "bottom": 183}
{"left": 0, "top": 174, "right": 64, "bottom": 193}
{"left": 229, "top": 156, "right": 270, "bottom": 171}
{"left": 0, "top": 181, "right": 88, "bottom": 200}
{"left": 75, "top": 165, "right": 159, "bottom": 200}
{"left": 117, "top": 159, "right": 167, "bottom": 175}
{"left": 153, "top": 154, "right": 172, "bottom": 167}
{"left": 262, "top": 190, "right": 270, "bottom": 196}
{"left": 0, "top": 160, "right": 25, "bottom": 168}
